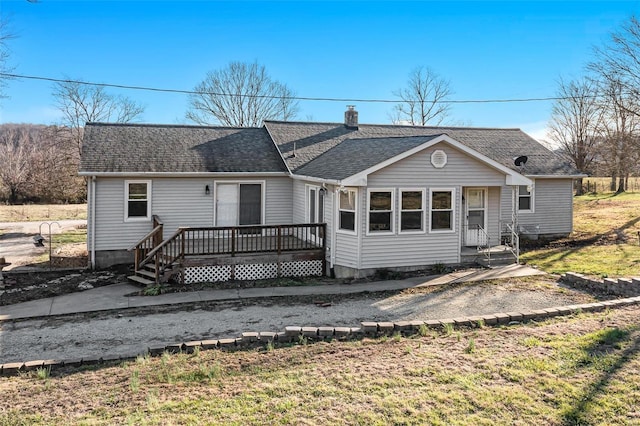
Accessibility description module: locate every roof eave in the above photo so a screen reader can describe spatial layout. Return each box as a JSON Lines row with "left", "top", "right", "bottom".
{"left": 78, "top": 171, "right": 290, "bottom": 178}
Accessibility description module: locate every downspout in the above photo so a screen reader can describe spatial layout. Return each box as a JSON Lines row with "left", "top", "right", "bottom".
{"left": 330, "top": 186, "right": 338, "bottom": 276}
{"left": 90, "top": 176, "right": 96, "bottom": 269}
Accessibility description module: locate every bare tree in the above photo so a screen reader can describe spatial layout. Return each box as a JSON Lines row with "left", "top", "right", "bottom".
{"left": 589, "top": 16, "right": 640, "bottom": 118}
{"left": 595, "top": 79, "right": 640, "bottom": 193}
{"left": 0, "top": 126, "right": 36, "bottom": 203}
{"left": 186, "top": 61, "right": 299, "bottom": 126}
{"left": 547, "top": 77, "right": 604, "bottom": 195}
{"left": 390, "top": 66, "right": 453, "bottom": 126}
{"left": 53, "top": 79, "right": 145, "bottom": 157}
{"left": 0, "top": 17, "right": 15, "bottom": 99}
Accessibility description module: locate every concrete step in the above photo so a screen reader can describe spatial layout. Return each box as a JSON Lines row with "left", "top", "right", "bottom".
{"left": 476, "top": 255, "right": 517, "bottom": 268}
{"left": 127, "top": 275, "right": 155, "bottom": 286}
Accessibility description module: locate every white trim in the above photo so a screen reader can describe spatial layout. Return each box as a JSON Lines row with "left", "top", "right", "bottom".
{"left": 366, "top": 188, "right": 395, "bottom": 236}
{"left": 529, "top": 174, "right": 587, "bottom": 179}
{"left": 79, "top": 171, "right": 289, "bottom": 178}
{"left": 340, "top": 134, "right": 533, "bottom": 187}
{"left": 290, "top": 174, "right": 342, "bottom": 185}
{"left": 263, "top": 123, "right": 294, "bottom": 176}
{"left": 336, "top": 187, "right": 358, "bottom": 235}
{"left": 517, "top": 182, "right": 535, "bottom": 214}
{"left": 429, "top": 187, "right": 456, "bottom": 233}
{"left": 90, "top": 176, "right": 96, "bottom": 269}
{"left": 399, "top": 188, "right": 426, "bottom": 234}
{"left": 213, "top": 180, "right": 266, "bottom": 226}
{"left": 124, "top": 180, "right": 152, "bottom": 222}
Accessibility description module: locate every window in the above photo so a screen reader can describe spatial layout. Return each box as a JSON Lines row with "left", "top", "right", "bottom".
{"left": 367, "top": 190, "right": 394, "bottom": 234}
{"left": 400, "top": 189, "right": 425, "bottom": 232}
{"left": 338, "top": 188, "right": 357, "bottom": 233}
{"left": 215, "top": 182, "right": 263, "bottom": 227}
{"left": 518, "top": 185, "right": 533, "bottom": 212}
{"left": 430, "top": 189, "right": 454, "bottom": 232}
{"left": 125, "top": 180, "right": 151, "bottom": 220}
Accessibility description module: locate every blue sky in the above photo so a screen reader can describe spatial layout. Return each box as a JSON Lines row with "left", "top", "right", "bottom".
{"left": 1, "top": 1, "right": 640, "bottom": 141}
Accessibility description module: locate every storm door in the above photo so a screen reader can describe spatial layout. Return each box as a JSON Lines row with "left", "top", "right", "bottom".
{"left": 464, "top": 188, "right": 488, "bottom": 246}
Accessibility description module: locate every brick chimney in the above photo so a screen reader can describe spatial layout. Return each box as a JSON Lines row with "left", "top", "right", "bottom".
{"left": 344, "top": 105, "right": 358, "bottom": 129}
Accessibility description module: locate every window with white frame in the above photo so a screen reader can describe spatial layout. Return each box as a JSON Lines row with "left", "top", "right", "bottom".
{"left": 518, "top": 185, "right": 533, "bottom": 212}
{"left": 368, "top": 190, "right": 394, "bottom": 233}
{"left": 125, "top": 180, "right": 151, "bottom": 220}
{"left": 338, "top": 188, "right": 357, "bottom": 232}
{"left": 430, "top": 189, "right": 454, "bottom": 231}
{"left": 400, "top": 189, "right": 425, "bottom": 232}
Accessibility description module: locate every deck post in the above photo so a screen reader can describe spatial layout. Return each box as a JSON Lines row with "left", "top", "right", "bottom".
{"left": 231, "top": 228, "right": 236, "bottom": 257}
{"left": 321, "top": 223, "right": 327, "bottom": 276}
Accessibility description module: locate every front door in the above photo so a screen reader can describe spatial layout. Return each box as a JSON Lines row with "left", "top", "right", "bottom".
{"left": 465, "top": 188, "right": 488, "bottom": 246}
{"left": 215, "top": 183, "right": 262, "bottom": 226}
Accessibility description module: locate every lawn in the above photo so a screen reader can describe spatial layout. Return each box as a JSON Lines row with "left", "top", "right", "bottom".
{"left": 0, "top": 204, "right": 87, "bottom": 222}
{"left": 1, "top": 307, "right": 639, "bottom": 425}
{"left": 521, "top": 192, "right": 640, "bottom": 278}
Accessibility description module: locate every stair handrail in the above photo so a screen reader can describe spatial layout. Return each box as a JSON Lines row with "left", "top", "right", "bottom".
{"left": 505, "top": 223, "right": 520, "bottom": 263}
{"left": 476, "top": 225, "right": 491, "bottom": 266}
{"left": 129, "top": 217, "right": 164, "bottom": 272}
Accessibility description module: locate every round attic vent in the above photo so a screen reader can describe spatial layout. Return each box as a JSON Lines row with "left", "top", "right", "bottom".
{"left": 431, "top": 149, "right": 447, "bottom": 168}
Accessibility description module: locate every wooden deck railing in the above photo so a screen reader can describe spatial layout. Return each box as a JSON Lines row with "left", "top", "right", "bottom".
{"left": 132, "top": 223, "right": 326, "bottom": 285}
{"left": 130, "top": 215, "right": 163, "bottom": 272}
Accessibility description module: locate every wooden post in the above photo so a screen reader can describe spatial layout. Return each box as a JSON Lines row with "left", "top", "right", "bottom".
{"left": 231, "top": 227, "right": 236, "bottom": 257}
{"left": 321, "top": 223, "right": 327, "bottom": 276}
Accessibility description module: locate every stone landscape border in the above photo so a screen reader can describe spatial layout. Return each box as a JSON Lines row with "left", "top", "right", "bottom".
{"left": 2, "top": 289, "right": 639, "bottom": 376}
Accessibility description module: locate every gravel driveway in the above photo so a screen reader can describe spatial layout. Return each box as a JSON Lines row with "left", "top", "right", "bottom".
{"left": 0, "top": 220, "right": 87, "bottom": 269}
{"left": 0, "top": 280, "right": 595, "bottom": 364}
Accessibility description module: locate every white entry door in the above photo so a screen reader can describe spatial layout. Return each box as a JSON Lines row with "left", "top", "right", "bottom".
{"left": 306, "top": 185, "right": 325, "bottom": 242}
{"left": 465, "top": 188, "right": 488, "bottom": 246}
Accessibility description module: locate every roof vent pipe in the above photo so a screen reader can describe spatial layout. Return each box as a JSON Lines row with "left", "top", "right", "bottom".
{"left": 345, "top": 105, "right": 358, "bottom": 129}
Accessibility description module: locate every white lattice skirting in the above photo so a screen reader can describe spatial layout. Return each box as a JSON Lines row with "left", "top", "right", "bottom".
{"left": 184, "top": 259, "right": 323, "bottom": 284}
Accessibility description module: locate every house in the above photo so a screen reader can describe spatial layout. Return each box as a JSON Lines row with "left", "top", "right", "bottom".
{"left": 79, "top": 107, "right": 581, "bottom": 283}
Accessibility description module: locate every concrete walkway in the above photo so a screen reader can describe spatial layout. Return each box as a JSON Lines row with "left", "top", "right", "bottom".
{"left": 0, "top": 264, "right": 545, "bottom": 321}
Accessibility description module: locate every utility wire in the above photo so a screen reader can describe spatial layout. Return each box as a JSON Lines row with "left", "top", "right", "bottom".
{"left": 0, "top": 72, "right": 586, "bottom": 104}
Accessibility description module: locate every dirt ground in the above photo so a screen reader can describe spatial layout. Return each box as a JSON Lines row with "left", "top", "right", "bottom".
{"left": 0, "top": 277, "right": 599, "bottom": 364}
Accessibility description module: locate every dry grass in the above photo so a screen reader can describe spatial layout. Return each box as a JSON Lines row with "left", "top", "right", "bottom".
{"left": 521, "top": 192, "right": 640, "bottom": 277}
{"left": 0, "top": 204, "right": 87, "bottom": 222}
{"left": 1, "top": 307, "right": 640, "bottom": 425}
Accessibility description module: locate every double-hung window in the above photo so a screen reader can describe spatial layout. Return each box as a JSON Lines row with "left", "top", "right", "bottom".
{"left": 518, "top": 185, "right": 534, "bottom": 212}
{"left": 400, "top": 189, "right": 425, "bottom": 232}
{"left": 367, "top": 189, "right": 394, "bottom": 234}
{"left": 430, "top": 188, "right": 454, "bottom": 232}
{"left": 338, "top": 188, "right": 357, "bottom": 233}
{"left": 125, "top": 180, "right": 151, "bottom": 221}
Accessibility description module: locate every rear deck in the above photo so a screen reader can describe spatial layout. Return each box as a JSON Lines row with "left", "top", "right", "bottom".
{"left": 130, "top": 220, "right": 327, "bottom": 285}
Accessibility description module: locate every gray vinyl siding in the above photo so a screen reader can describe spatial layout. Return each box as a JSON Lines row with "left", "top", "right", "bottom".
{"left": 93, "top": 178, "right": 153, "bottom": 251}
{"left": 368, "top": 142, "right": 506, "bottom": 187}
{"left": 501, "top": 178, "right": 573, "bottom": 236}
{"left": 359, "top": 143, "right": 507, "bottom": 269}
{"left": 487, "top": 187, "right": 501, "bottom": 244}
{"left": 93, "top": 176, "right": 292, "bottom": 251}
{"left": 262, "top": 177, "right": 293, "bottom": 225}
{"left": 292, "top": 180, "right": 307, "bottom": 224}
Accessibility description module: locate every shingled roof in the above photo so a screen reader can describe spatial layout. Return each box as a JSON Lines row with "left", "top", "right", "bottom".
{"left": 264, "top": 121, "right": 577, "bottom": 177}
{"left": 80, "top": 123, "right": 288, "bottom": 174}
{"left": 295, "top": 135, "right": 441, "bottom": 181}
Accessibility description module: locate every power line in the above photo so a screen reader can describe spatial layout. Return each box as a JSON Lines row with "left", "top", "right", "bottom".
{"left": 1, "top": 72, "right": 577, "bottom": 104}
